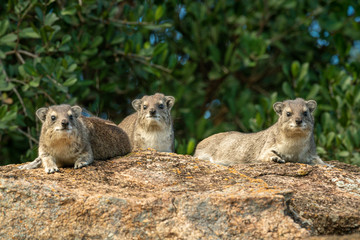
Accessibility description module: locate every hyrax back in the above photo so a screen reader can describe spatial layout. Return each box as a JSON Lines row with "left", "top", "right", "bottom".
{"left": 119, "top": 93, "right": 175, "bottom": 152}
{"left": 20, "top": 104, "right": 131, "bottom": 173}
{"left": 194, "top": 98, "right": 325, "bottom": 165}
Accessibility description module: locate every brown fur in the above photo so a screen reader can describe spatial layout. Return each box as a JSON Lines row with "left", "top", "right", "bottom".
{"left": 194, "top": 98, "right": 325, "bottom": 165}
{"left": 19, "top": 104, "right": 131, "bottom": 173}
{"left": 119, "top": 93, "right": 175, "bottom": 152}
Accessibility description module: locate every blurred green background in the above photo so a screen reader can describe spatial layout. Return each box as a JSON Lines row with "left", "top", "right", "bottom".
{"left": 1, "top": 0, "right": 360, "bottom": 166}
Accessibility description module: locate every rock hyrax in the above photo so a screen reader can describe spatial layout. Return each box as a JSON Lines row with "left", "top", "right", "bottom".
{"left": 118, "top": 93, "right": 175, "bottom": 152}
{"left": 194, "top": 98, "right": 325, "bottom": 165}
{"left": 19, "top": 104, "right": 131, "bottom": 173}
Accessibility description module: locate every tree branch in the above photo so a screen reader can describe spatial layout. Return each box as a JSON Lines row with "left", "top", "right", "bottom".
{"left": 116, "top": 50, "right": 172, "bottom": 73}
{"left": 90, "top": 16, "right": 171, "bottom": 28}
{"left": 39, "top": 89, "right": 57, "bottom": 104}
{"left": 17, "top": 128, "right": 39, "bottom": 144}
{"left": 0, "top": 58, "right": 33, "bottom": 148}
{"left": 15, "top": 52, "right": 25, "bottom": 64}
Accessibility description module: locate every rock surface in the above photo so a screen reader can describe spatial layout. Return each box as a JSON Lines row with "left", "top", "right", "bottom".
{"left": 234, "top": 161, "right": 360, "bottom": 236}
{"left": 0, "top": 150, "right": 359, "bottom": 239}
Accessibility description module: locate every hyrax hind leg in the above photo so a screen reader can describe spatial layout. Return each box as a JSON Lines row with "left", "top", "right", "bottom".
{"left": 18, "top": 157, "right": 42, "bottom": 170}
{"left": 74, "top": 148, "right": 93, "bottom": 169}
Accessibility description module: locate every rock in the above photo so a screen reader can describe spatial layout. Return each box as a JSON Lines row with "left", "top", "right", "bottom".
{"left": 234, "top": 161, "right": 360, "bottom": 236}
{"left": 0, "top": 150, "right": 359, "bottom": 239}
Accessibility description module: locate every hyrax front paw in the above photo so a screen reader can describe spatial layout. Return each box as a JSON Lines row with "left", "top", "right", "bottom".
{"left": 271, "top": 156, "right": 285, "bottom": 163}
{"left": 74, "top": 161, "right": 89, "bottom": 169}
{"left": 45, "top": 166, "right": 59, "bottom": 174}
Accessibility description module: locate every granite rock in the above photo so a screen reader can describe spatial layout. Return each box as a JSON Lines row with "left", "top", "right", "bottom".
{"left": 0, "top": 150, "right": 359, "bottom": 239}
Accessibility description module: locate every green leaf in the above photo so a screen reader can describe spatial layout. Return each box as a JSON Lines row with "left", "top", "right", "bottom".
{"left": 61, "top": 34, "right": 71, "bottom": 45}
{"left": 18, "top": 65, "right": 27, "bottom": 77}
{"left": 63, "top": 77, "right": 77, "bottom": 86}
{"left": 306, "top": 84, "right": 320, "bottom": 99}
{"left": 61, "top": 7, "right": 77, "bottom": 16}
{"left": 29, "top": 77, "right": 41, "bottom": 87}
{"left": 0, "top": 50, "right": 5, "bottom": 59}
{"left": 19, "top": 27, "right": 40, "bottom": 39}
{"left": 153, "top": 42, "right": 168, "bottom": 56}
{"left": 35, "top": 6, "right": 43, "bottom": 22}
{"left": 83, "top": 48, "right": 98, "bottom": 56}
{"left": 291, "top": 61, "right": 300, "bottom": 78}
{"left": 22, "top": 84, "right": 30, "bottom": 92}
{"left": 23, "top": 63, "right": 38, "bottom": 76}
{"left": 283, "top": 0, "right": 296, "bottom": 9}
{"left": 208, "top": 69, "right": 222, "bottom": 80}
{"left": 67, "top": 63, "right": 77, "bottom": 72}
{"left": 111, "top": 35, "right": 125, "bottom": 45}
{"left": 1, "top": 110, "right": 17, "bottom": 123}
{"left": 44, "top": 13, "right": 59, "bottom": 26}
{"left": 338, "top": 151, "right": 350, "bottom": 157}
{"left": 326, "top": 132, "right": 335, "bottom": 147}
{"left": 224, "top": 43, "right": 234, "bottom": 65}
{"left": 0, "top": 19, "right": 9, "bottom": 36}
{"left": 209, "top": 45, "right": 220, "bottom": 63}
{"left": 282, "top": 82, "right": 294, "bottom": 98}
{"left": 155, "top": 6, "right": 164, "bottom": 21}
{"left": 0, "top": 33, "right": 17, "bottom": 45}
{"left": 186, "top": 138, "right": 196, "bottom": 155}
{"left": 36, "top": 63, "right": 47, "bottom": 75}
{"left": 324, "top": 18, "right": 343, "bottom": 32}
{"left": 0, "top": 80, "right": 15, "bottom": 91}
{"left": 143, "top": 23, "right": 172, "bottom": 30}
{"left": 282, "top": 64, "right": 290, "bottom": 78}
{"left": 90, "top": 36, "right": 103, "bottom": 48}
{"left": 0, "top": 105, "right": 7, "bottom": 118}
{"left": 168, "top": 54, "right": 177, "bottom": 69}
{"left": 298, "top": 62, "right": 309, "bottom": 81}
{"left": 40, "top": 27, "right": 48, "bottom": 43}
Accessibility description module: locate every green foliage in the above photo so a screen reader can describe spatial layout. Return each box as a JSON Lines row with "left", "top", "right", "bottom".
{"left": 1, "top": 0, "right": 360, "bottom": 166}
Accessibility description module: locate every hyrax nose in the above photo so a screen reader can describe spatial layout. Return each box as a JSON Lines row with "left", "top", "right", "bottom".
{"left": 295, "top": 118, "right": 303, "bottom": 125}
{"left": 61, "top": 119, "right": 69, "bottom": 127}
{"left": 149, "top": 108, "right": 156, "bottom": 116}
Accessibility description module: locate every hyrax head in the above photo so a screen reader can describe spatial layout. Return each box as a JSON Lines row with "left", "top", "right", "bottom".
{"left": 132, "top": 93, "right": 175, "bottom": 128}
{"left": 273, "top": 98, "right": 317, "bottom": 136}
{"left": 36, "top": 104, "right": 82, "bottom": 135}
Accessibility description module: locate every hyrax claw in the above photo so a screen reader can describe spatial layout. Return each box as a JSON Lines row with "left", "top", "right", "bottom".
{"left": 271, "top": 156, "right": 285, "bottom": 163}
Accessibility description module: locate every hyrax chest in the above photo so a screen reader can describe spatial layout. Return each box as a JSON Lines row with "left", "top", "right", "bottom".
{"left": 135, "top": 128, "right": 172, "bottom": 152}
{"left": 45, "top": 134, "right": 84, "bottom": 159}
{"left": 275, "top": 134, "right": 311, "bottom": 162}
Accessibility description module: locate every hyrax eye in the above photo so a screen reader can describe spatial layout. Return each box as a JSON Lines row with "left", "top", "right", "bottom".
{"left": 303, "top": 111, "right": 308, "bottom": 117}
{"left": 143, "top": 105, "right": 148, "bottom": 110}
{"left": 286, "top": 112, "right": 292, "bottom": 117}
{"left": 51, "top": 115, "right": 56, "bottom": 121}
{"left": 69, "top": 114, "right": 73, "bottom": 120}
{"left": 158, "top": 104, "right": 164, "bottom": 109}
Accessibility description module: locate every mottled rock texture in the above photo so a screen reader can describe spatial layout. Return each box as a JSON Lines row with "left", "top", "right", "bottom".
{"left": 0, "top": 150, "right": 359, "bottom": 239}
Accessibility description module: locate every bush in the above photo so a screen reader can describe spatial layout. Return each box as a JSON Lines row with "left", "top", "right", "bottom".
{"left": 1, "top": 0, "right": 360, "bottom": 166}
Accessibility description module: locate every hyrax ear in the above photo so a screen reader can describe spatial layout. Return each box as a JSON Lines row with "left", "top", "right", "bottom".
{"left": 132, "top": 99, "right": 142, "bottom": 111}
{"left": 273, "top": 102, "right": 284, "bottom": 115}
{"left": 165, "top": 96, "right": 175, "bottom": 110}
{"left": 71, "top": 105, "right": 82, "bottom": 118}
{"left": 306, "top": 100, "right": 317, "bottom": 113}
{"left": 36, "top": 107, "right": 49, "bottom": 122}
